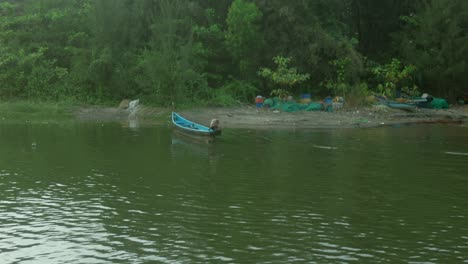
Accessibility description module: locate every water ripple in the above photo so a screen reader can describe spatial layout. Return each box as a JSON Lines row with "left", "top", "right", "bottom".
{"left": 1, "top": 124, "right": 467, "bottom": 263}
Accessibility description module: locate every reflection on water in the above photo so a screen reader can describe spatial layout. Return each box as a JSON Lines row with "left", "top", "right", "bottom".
{"left": 128, "top": 116, "right": 139, "bottom": 129}
{"left": 0, "top": 123, "right": 467, "bottom": 263}
{"left": 171, "top": 133, "right": 216, "bottom": 157}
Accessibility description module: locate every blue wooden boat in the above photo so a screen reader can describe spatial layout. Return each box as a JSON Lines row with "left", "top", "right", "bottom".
{"left": 172, "top": 112, "right": 221, "bottom": 137}
{"left": 376, "top": 95, "right": 419, "bottom": 111}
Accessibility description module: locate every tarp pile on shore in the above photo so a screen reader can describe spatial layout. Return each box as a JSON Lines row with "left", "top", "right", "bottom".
{"left": 376, "top": 95, "right": 449, "bottom": 110}
{"left": 264, "top": 98, "right": 323, "bottom": 112}
{"left": 424, "top": 97, "right": 449, "bottom": 109}
{"left": 262, "top": 94, "right": 450, "bottom": 113}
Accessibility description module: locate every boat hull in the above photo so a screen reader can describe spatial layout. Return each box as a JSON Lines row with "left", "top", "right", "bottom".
{"left": 172, "top": 112, "right": 220, "bottom": 137}
{"left": 387, "top": 102, "right": 417, "bottom": 111}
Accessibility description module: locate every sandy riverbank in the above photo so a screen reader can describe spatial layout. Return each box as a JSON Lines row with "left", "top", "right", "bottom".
{"left": 75, "top": 104, "right": 468, "bottom": 129}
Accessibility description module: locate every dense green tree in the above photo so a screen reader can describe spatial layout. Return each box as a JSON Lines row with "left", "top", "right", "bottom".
{"left": 135, "top": 0, "right": 208, "bottom": 106}
{"left": 397, "top": 0, "right": 468, "bottom": 98}
{"left": 0, "top": 0, "right": 90, "bottom": 99}
{"left": 254, "top": 0, "right": 363, "bottom": 93}
{"left": 350, "top": 0, "right": 418, "bottom": 60}
{"left": 225, "top": 0, "right": 263, "bottom": 79}
{"left": 192, "top": 8, "right": 227, "bottom": 88}
{"left": 258, "top": 56, "right": 310, "bottom": 99}
{"left": 0, "top": 0, "right": 465, "bottom": 104}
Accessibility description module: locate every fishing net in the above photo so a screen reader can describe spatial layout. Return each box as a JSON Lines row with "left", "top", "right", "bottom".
{"left": 429, "top": 98, "right": 449, "bottom": 109}
{"left": 263, "top": 98, "right": 323, "bottom": 112}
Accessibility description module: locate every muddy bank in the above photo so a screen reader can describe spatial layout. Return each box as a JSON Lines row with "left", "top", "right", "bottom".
{"left": 178, "top": 106, "right": 468, "bottom": 129}
{"left": 75, "top": 104, "right": 468, "bottom": 129}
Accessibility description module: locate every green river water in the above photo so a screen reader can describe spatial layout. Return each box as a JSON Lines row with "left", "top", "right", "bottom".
{"left": 0, "top": 122, "right": 467, "bottom": 263}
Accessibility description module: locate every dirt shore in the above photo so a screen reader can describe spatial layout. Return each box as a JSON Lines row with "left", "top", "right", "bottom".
{"left": 75, "top": 104, "right": 468, "bottom": 129}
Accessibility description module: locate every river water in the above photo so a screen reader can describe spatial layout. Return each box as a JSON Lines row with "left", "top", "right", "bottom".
{"left": 0, "top": 122, "right": 467, "bottom": 263}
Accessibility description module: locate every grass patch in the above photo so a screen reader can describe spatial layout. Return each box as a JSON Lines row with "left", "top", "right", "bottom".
{"left": 0, "top": 100, "right": 76, "bottom": 122}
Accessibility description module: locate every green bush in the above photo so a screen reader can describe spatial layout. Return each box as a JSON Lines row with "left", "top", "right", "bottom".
{"left": 210, "top": 89, "right": 239, "bottom": 106}
{"left": 345, "top": 83, "right": 371, "bottom": 108}
{"left": 219, "top": 80, "right": 258, "bottom": 102}
{"left": 371, "top": 58, "right": 418, "bottom": 98}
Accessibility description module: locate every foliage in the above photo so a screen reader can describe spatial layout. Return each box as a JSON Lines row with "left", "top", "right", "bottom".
{"left": 113, "top": 0, "right": 207, "bottom": 106}
{"left": 259, "top": 56, "right": 310, "bottom": 100}
{"left": 258, "top": 56, "right": 310, "bottom": 87}
{"left": 331, "top": 58, "right": 351, "bottom": 85}
{"left": 344, "top": 83, "right": 371, "bottom": 108}
{"left": 350, "top": 0, "right": 418, "bottom": 60}
{"left": 371, "top": 59, "right": 418, "bottom": 97}
{"left": 0, "top": 46, "right": 69, "bottom": 99}
{"left": 322, "top": 57, "right": 353, "bottom": 97}
{"left": 0, "top": 0, "right": 464, "bottom": 105}
{"left": 192, "top": 9, "right": 226, "bottom": 88}
{"left": 225, "top": 0, "right": 263, "bottom": 78}
{"left": 396, "top": 0, "right": 468, "bottom": 98}
{"left": 254, "top": 0, "right": 364, "bottom": 90}
{"left": 219, "top": 80, "right": 258, "bottom": 102}
{"left": 210, "top": 90, "right": 239, "bottom": 107}
{"left": 269, "top": 89, "right": 289, "bottom": 100}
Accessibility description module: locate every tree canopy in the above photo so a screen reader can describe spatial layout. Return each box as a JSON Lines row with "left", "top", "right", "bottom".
{"left": 0, "top": 0, "right": 465, "bottom": 105}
